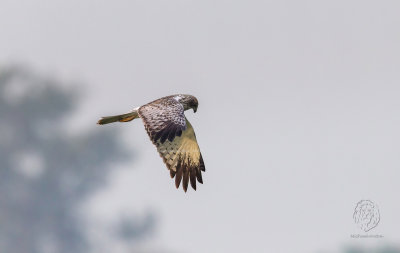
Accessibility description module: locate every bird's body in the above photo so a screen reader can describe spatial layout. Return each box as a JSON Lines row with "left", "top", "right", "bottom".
{"left": 97, "top": 94, "right": 205, "bottom": 192}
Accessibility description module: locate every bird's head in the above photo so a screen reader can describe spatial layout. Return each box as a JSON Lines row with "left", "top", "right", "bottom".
{"left": 176, "top": 94, "right": 198, "bottom": 113}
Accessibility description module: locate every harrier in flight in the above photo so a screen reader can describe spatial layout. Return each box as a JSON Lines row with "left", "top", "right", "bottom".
{"left": 97, "top": 94, "right": 205, "bottom": 192}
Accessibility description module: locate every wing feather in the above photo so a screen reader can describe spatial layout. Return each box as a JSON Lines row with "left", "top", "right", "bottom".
{"left": 139, "top": 97, "right": 205, "bottom": 192}
{"left": 157, "top": 118, "right": 204, "bottom": 192}
{"left": 139, "top": 97, "right": 186, "bottom": 144}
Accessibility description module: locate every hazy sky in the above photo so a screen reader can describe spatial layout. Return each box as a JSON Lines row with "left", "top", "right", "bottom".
{"left": 1, "top": 1, "right": 400, "bottom": 252}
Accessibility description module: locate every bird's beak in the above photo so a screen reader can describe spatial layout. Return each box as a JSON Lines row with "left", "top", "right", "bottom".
{"left": 193, "top": 107, "right": 197, "bottom": 113}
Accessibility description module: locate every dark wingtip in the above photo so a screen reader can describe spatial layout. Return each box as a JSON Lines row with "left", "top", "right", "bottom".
{"left": 172, "top": 155, "right": 205, "bottom": 192}
{"left": 182, "top": 170, "right": 189, "bottom": 192}
{"left": 199, "top": 154, "right": 206, "bottom": 171}
{"left": 190, "top": 171, "right": 197, "bottom": 190}
{"left": 175, "top": 168, "right": 183, "bottom": 189}
{"left": 196, "top": 170, "right": 203, "bottom": 184}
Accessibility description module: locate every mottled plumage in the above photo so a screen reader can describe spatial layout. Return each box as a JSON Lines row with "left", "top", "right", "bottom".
{"left": 97, "top": 94, "right": 205, "bottom": 192}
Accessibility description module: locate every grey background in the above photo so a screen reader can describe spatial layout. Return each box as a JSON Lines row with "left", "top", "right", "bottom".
{"left": 1, "top": 0, "right": 399, "bottom": 252}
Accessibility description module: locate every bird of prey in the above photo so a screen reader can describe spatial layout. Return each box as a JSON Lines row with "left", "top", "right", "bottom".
{"left": 97, "top": 94, "right": 205, "bottom": 192}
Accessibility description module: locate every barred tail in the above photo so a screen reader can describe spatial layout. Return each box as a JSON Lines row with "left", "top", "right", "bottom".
{"left": 97, "top": 109, "right": 139, "bottom": 125}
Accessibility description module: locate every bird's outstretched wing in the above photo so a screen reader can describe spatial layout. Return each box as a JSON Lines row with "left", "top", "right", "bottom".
{"left": 138, "top": 98, "right": 205, "bottom": 192}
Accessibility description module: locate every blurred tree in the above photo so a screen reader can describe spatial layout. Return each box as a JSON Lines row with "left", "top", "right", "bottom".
{"left": 0, "top": 66, "right": 155, "bottom": 253}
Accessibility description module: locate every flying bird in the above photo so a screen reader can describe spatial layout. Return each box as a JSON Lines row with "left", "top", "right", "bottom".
{"left": 97, "top": 94, "right": 205, "bottom": 192}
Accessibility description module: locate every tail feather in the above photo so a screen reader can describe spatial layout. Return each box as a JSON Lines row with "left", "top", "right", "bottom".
{"left": 97, "top": 110, "right": 139, "bottom": 125}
